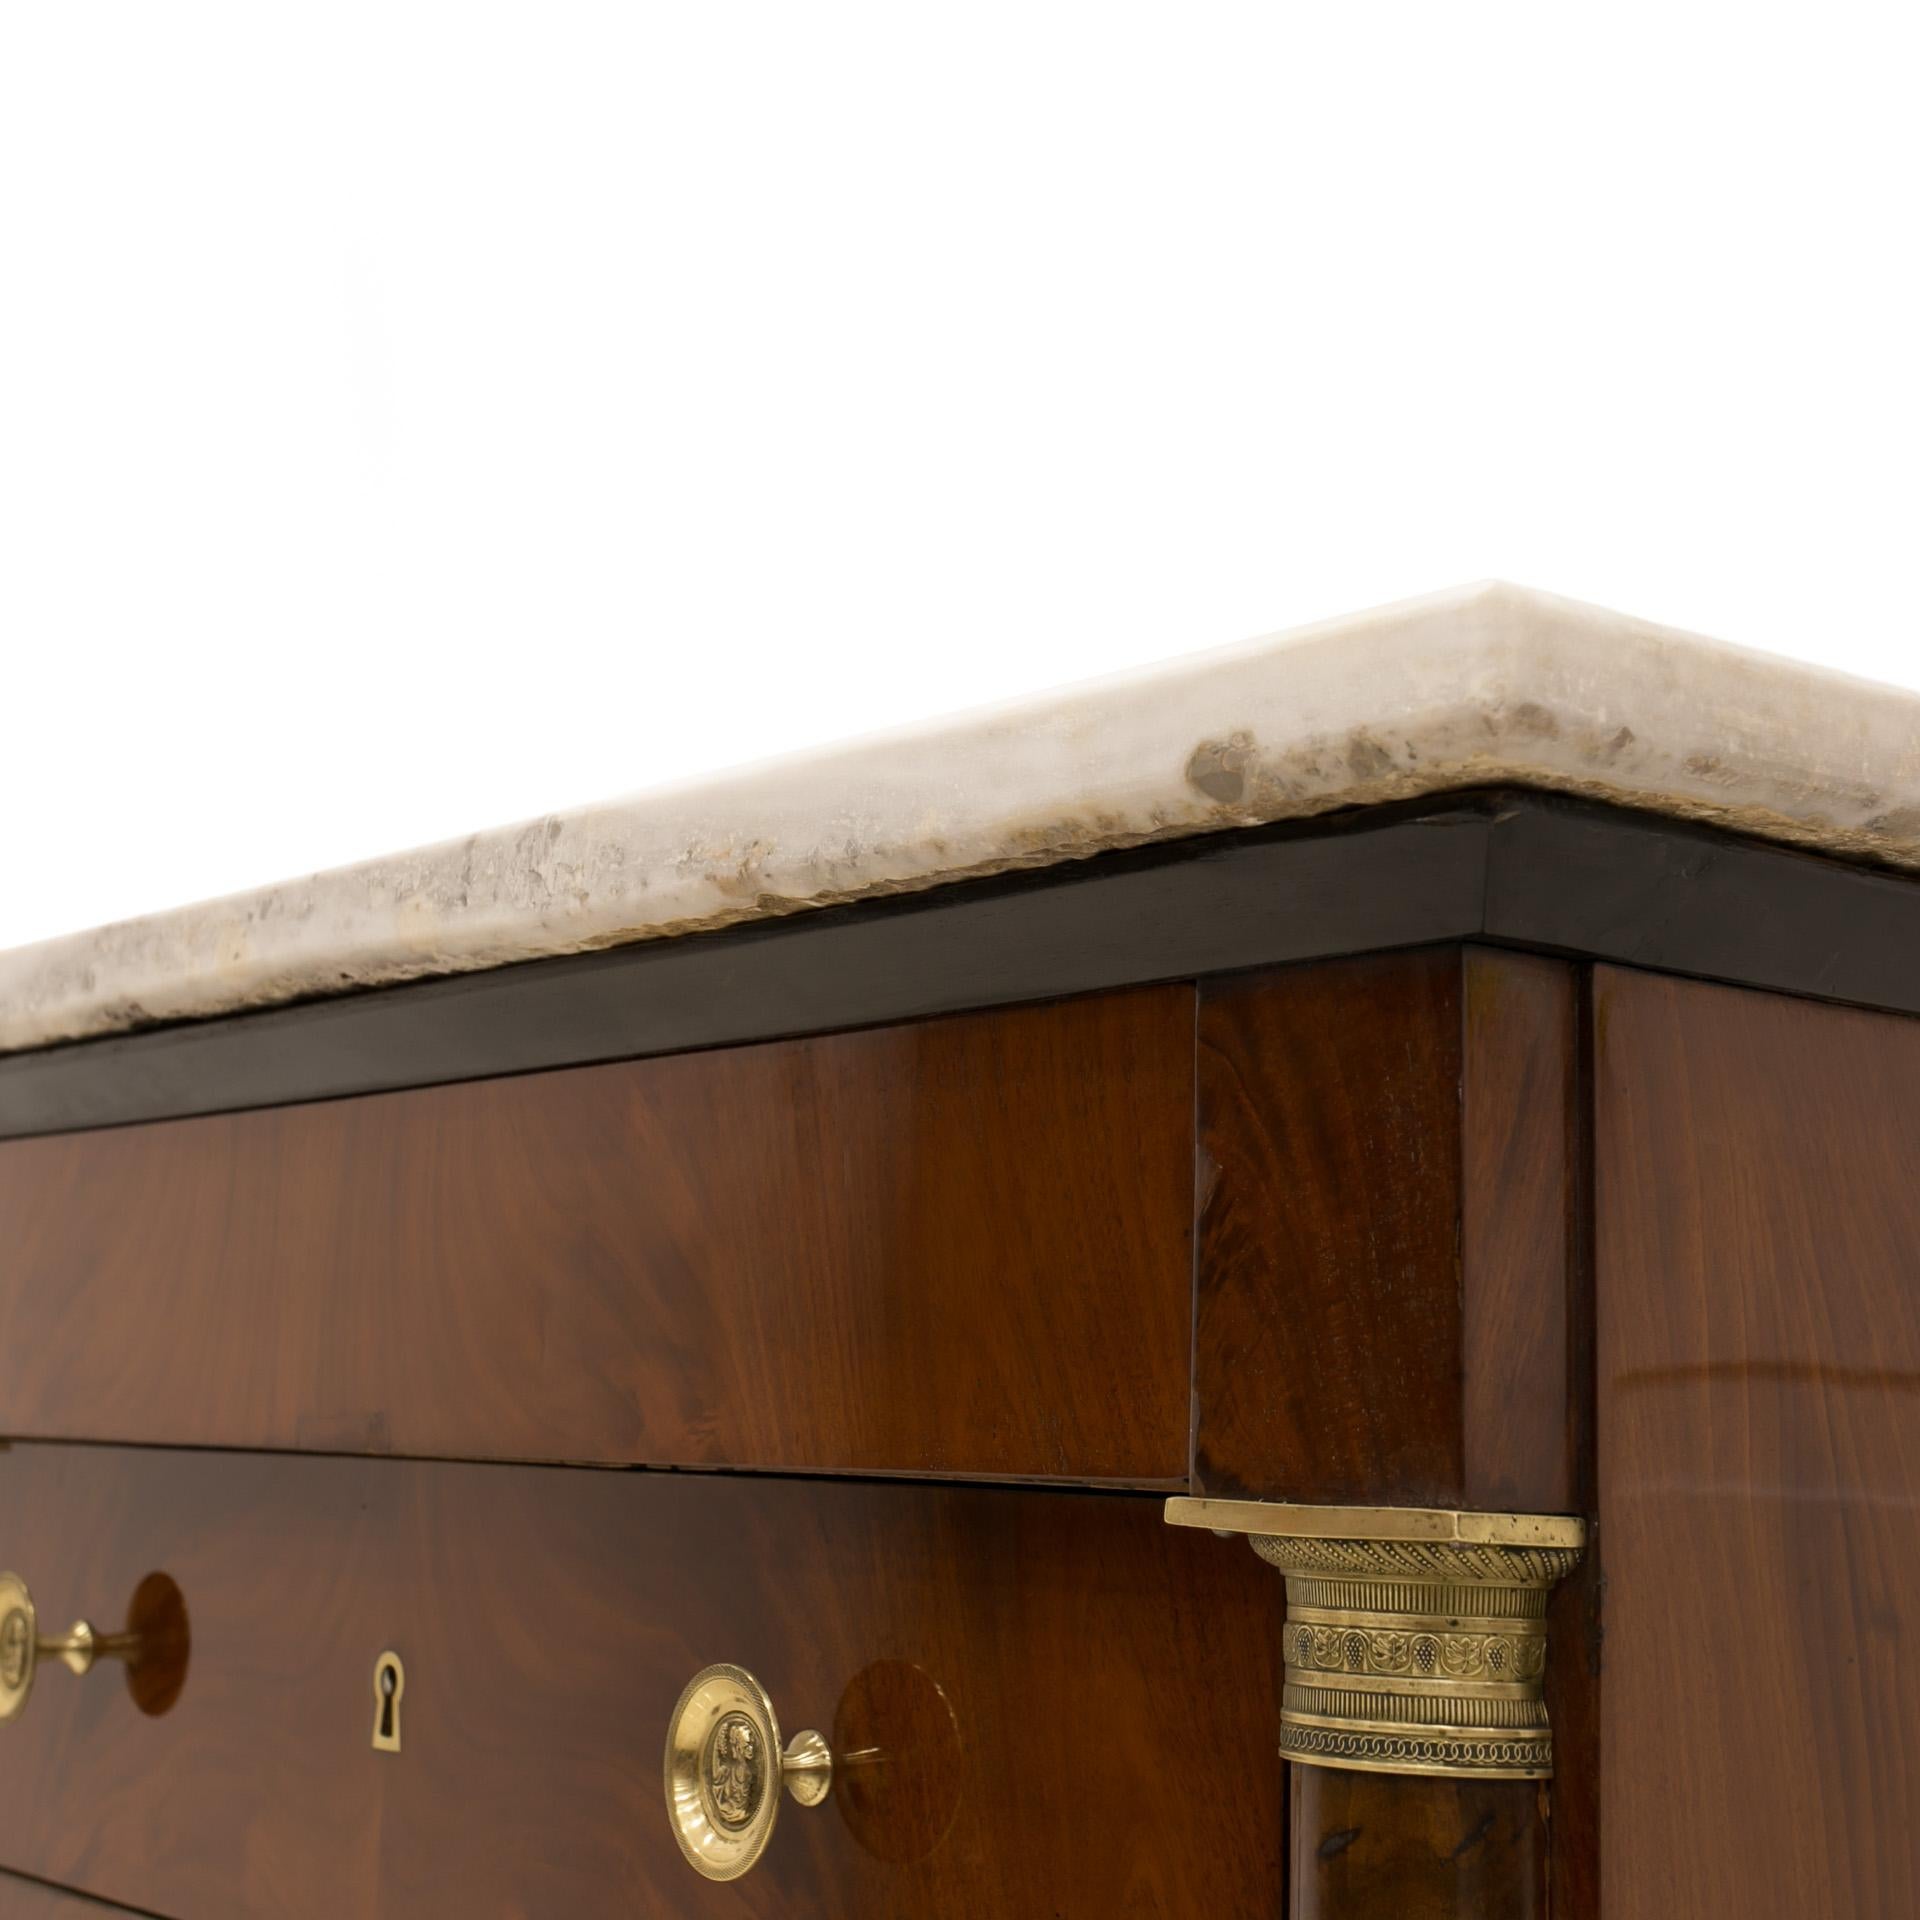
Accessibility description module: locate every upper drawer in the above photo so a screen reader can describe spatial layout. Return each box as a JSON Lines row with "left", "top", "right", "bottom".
{"left": 0, "top": 987, "right": 1192, "bottom": 1483}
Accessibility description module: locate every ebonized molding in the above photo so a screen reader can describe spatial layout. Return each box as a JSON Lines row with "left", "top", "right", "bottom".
{"left": 2, "top": 789, "right": 1917, "bottom": 1138}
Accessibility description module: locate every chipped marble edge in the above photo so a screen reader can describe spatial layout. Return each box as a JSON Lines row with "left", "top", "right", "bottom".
{"left": 5, "top": 579, "right": 1920, "bottom": 1056}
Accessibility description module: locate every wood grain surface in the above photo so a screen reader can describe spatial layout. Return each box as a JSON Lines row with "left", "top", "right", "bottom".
{"left": 1289, "top": 1769, "right": 1543, "bottom": 1920}
{"left": 0, "top": 1444, "right": 1281, "bottom": 1918}
{"left": 1596, "top": 967, "right": 1920, "bottom": 1918}
{"left": 0, "top": 1876, "right": 159, "bottom": 1919}
{"left": 1460, "top": 949, "right": 1581, "bottom": 1514}
{"left": 1194, "top": 946, "right": 1579, "bottom": 1511}
{"left": 1195, "top": 948, "right": 1466, "bottom": 1503}
{"left": 0, "top": 987, "right": 1192, "bottom": 1483}
{"left": 1194, "top": 947, "right": 1588, "bottom": 1920}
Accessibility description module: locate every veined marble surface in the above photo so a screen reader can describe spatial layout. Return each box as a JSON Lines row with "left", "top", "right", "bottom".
{"left": 6, "top": 580, "right": 1920, "bottom": 1054}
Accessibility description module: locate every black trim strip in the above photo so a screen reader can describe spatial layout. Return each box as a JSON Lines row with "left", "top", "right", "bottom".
{"left": 2, "top": 790, "right": 1915, "bottom": 1139}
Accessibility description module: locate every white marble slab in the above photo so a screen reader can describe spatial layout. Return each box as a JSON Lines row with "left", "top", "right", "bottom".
{"left": 6, "top": 580, "right": 1919, "bottom": 1054}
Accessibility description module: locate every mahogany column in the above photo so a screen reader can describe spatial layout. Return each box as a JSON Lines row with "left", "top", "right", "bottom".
{"left": 1192, "top": 946, "right": 1595, "bottom": 1918}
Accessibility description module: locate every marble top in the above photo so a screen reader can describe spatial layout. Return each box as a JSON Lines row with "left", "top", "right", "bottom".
{"left": 6, "top": 580, "right": 1919, "bottom": 1055}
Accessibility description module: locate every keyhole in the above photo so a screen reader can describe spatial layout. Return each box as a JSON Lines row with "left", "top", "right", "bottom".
{"left": 372, "top": 1650, "right": 405, "bottom": 1753}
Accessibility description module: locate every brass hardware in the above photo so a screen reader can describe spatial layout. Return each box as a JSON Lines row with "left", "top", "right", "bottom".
{"left": 665, "top": 1663, "right": 834, "bottom": 1881}
{"left": 372, "top": 1650, "right": 405, "bottom": 1753}
{"left": 1165, "top": 1499, "right": 1585, "bottom": 1781}
{"left": 0, "top": 1572, "right": 144, "bottom": 1723}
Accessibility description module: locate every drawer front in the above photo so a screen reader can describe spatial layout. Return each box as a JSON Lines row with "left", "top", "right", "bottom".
{"left": 0, "top": 987, "right": 1192, "bottom": 1482}
{"left": 0, "top": 1444, "right": 1280, "bottom": 1916}
{"left": 0, "top": 1878, "right": 142, "bottom": 1918}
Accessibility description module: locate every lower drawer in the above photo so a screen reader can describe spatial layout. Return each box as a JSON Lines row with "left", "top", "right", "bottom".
{"left": 0, "top": 1446, "right": 1280, "bottom": 1916}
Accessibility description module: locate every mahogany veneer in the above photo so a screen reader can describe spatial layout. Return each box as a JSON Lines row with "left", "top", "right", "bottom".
{"left": 1194, "top": 947, "right": 1589, "bottom": 1917}
{"left": 0, "top": 1878, "right": 149, "bottom": 1918}
{"left": 0, "top": 988, "right": 1192, "bottom": 1483}
{"left": 1193, "top": 946, "right": 1580, "bottom": 1512}
{"left": 1290, "top": 1769, "right": 1544, "bottom": 1920}
{"left": 2, "top": 780, "right": 1915, "bottom": 1920}
{"left": 1595, "top": 969, "right": 1920, "bottom": 1918}
{"left": 0, "top": 1444, "right": 1280, "bottom": 1918}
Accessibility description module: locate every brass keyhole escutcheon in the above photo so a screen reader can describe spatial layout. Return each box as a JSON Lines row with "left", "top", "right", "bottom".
{"left": 665, "top": 1664, "right": 834, "bottom": 1881}
{"left": 372, "top": 1650, "right": 405, "bottom": 1753}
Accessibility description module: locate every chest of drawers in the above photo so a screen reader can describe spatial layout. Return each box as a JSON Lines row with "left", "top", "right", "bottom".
{"left": 2, "top": 586, "right": 1917, "bottom": 1916}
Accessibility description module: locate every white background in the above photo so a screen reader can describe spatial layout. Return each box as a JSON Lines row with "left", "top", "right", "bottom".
{"left": 3, "top": 4, "right": 1917, "bottom": 951}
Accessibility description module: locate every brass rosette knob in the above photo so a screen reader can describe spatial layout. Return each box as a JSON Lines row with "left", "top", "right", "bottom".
{"left": 0, "top": 1572, "right": 145, "bottom": 1722}
{"left": 1166, "top": 1500, "right": 1585, "bottom": 1781}
{"left": 665, "top": 1662, "right": 834, "bottom": 1881}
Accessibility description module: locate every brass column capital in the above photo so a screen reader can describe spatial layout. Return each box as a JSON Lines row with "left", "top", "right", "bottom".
{"left": 1166, "top": 1499, "right": 1585, "bottom": 1782}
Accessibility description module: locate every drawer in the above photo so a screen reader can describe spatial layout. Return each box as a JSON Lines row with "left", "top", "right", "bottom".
{"left": 0, "top": 1443, "right": 1280, "bottom": 1916}
{"left": 0, "top": 987, "right": 1192, "bottom": 1482}
{"left": 0, "top": 1878, "right": 136, "bottom": 1917}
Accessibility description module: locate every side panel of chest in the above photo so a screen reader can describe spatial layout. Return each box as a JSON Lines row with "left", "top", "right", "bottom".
{"left": 1595, "top": 969, "right": 1920, "bottom": 1918}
